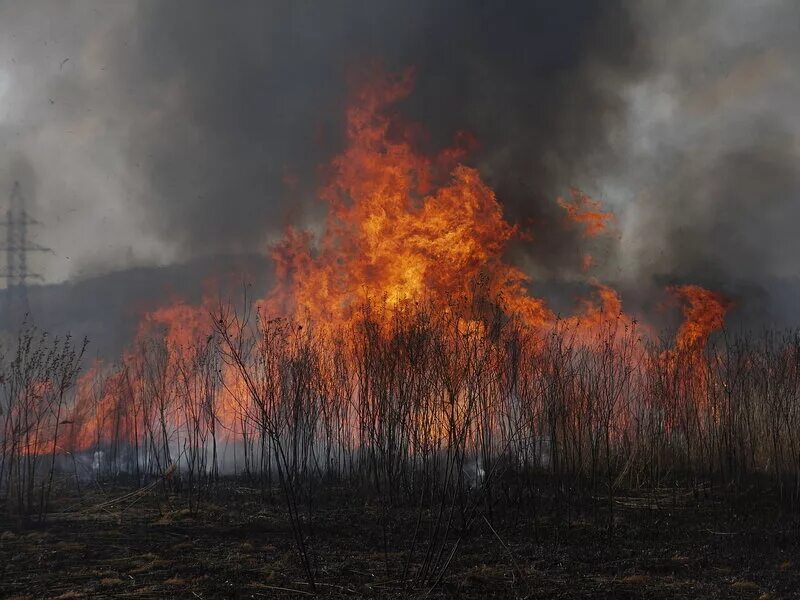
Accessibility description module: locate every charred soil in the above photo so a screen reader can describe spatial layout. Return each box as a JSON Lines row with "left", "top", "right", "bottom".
{"left": 1, "top": 483, "right": 798, "bottom": 599}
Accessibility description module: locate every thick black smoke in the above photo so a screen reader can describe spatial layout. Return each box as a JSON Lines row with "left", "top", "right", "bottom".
{"left": 119, "top": 0, "right": 644, "bottom": 272}
{"left": 2, "top": 0, "right": 799, "bottom": 331}
{"left": 606, "top": 0, "right": 800, "bottom": 326}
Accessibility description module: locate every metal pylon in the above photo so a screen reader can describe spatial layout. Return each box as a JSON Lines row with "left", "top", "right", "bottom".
{"left": 0, "top": 181, "right": 51, "bottom": 325}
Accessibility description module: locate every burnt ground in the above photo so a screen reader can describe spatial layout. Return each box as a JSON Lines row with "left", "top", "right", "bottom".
{"left": 1, "top": 484, "right": 798, "bottom": 599}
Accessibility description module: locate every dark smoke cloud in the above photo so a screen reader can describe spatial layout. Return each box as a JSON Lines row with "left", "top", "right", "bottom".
{"left": 604, "top": 0, "right": 800, "bottom": 325}
{"left": 119, "top": 0, "right": 644, "bottom": 270}
{"left": 0, "top": 0, "right": 649, "bottom": 271}
{"left": 1, "top": 0, "right": 799, "bottom": 328}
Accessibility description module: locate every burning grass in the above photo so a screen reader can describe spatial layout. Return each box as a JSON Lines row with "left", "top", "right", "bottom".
{"left": 2, "top": 69, "right": 800, "bottom": 596}
{"left": 3, "top": 310, "right": 800, "bottom": 596}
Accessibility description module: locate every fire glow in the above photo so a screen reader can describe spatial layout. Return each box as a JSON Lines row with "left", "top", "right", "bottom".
{"left": 24, "top": 70, "right": 733, "bottom": 465}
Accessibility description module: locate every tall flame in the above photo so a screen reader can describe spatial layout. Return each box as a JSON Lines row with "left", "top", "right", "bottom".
{"left": 557, "top": 188, "right": 614, "bottom": 238}
{"left": 267, "top": 69, "right": 552, "bottom": 330}
{"left": 670, "top": 284, "right": 732, "bottom": 354}
{"left": 22, "top": 69, "right": 734, "bottom": 458}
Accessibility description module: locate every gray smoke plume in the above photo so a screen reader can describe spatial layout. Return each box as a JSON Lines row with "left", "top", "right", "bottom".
{"left": 0, "top": 0, "right": 798, "bottom": 329}
{"left": 596, "top": 0, "right": 800, "bottom": 325}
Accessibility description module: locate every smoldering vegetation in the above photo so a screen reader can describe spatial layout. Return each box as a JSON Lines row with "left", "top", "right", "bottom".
{"left": 2, "top": 2, "right": 800, "bottom": 595}
{"left": 2, "top": 296, "right": 800, "bottom": 596}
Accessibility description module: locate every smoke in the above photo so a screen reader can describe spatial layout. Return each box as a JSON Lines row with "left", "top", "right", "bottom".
{"left": 0, "top": 0, "right": 798, "bottom": 324}
{"left": 0, "top": 1, "right": 175, "bottom": 283}
{"left": 0, "top": 1, "right": 644, "bottom": 278}
{"left": 597, "top": 0, "right": 800, "bottom": 324}
{"left": 116, "top": 1, "right": 647, "bottom": 272}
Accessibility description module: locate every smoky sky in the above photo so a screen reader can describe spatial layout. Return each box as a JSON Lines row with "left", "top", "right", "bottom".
{"left": 1, "top": 0, "right": 799, "bottom": 324}
{"left": 120, "top": 0, "right": 642, "bottom": 265}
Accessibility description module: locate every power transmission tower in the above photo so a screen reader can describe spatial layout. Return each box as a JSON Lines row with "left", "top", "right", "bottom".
{"left": 1, "top": 181, "right": 51, "bottom": 326}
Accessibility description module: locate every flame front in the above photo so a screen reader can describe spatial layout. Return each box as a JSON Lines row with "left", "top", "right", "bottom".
{"left": 268, "top": 69, "right": 552, "bottom": 330}
{"left": 557, "top": 187, "right": 614, "bottom": 238}
{"left": 18, "top": 70, "right": 734, "bottom": 470}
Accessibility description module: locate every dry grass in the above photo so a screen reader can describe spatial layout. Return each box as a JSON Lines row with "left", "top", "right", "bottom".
{"left": 53, "top": 541, "right": 85, "bottom": 552}
{"left": 731, "top": 580, "right": 760, "bottom": 591}
{"left": 129, "top": 558, "right": 170, "bottom": 574}
{"left": 464, "top": 563, "right": 510, "bottom": 585}
{"left": 154, "top": 508, "right": 193, "bottom": 525}
{"left": 171, "top": 541, "right": 194, "bottom": 551}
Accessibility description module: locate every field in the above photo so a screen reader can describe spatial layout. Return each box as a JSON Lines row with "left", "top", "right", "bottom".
{"left": 4, "top": 306, "right": 800, "bottom": 598}
{"left": 2, "top": 3, "right": 799, "bottom": 598}
{"left": 1, "top": 480, "right": 798, "bottom": 599}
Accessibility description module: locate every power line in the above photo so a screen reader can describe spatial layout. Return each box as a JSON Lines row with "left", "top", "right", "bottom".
{"left": 0, "top": 181, "right": 52, "bottom": 324}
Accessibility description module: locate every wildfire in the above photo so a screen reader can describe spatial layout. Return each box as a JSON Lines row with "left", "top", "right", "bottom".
{"left": 557, "top": 188, "right": 614, "bottom": 238}
{"left": 23, "top": 69, "right": 733, "bottom": 458}
{"left": 267, "top": 68, "right": 553, "bottom": 330}
{"left": 670, "top": 284, "right": 732, "bottom": 354}
{"left": 654, "top": 285, "right": 732, "bottom": 427}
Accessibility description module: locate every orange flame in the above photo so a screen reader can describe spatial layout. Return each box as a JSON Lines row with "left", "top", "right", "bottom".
{"left": 33, "top": 70, "right": 735, "bottom": 460}
{"left": 670, "top": 284, "right": 732, "bottom": 354}
{"left": 267, "top": 69, "right": 553, "bottom": 330}
{"left": 557, "top": 188, "right": 614, "bottom": 237}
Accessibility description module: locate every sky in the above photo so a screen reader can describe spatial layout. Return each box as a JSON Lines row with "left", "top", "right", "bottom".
{"left": 1, "top": 0, "right": 799, "bottom": 322}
